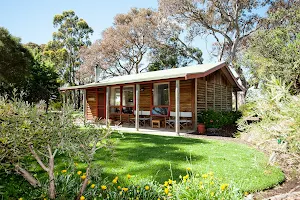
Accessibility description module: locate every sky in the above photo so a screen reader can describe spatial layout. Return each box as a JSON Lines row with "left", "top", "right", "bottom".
{"left": 0, "top": 0, "right": 268, "bottom": 63}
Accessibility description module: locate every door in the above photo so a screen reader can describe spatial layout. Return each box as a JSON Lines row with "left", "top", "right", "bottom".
{"left": 98, "top": 88, "right": 106, "bottom": 119}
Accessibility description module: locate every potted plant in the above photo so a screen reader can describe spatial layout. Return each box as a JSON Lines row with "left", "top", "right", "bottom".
{"left": 197, "top": 113, "right": 206, "bottom": 134}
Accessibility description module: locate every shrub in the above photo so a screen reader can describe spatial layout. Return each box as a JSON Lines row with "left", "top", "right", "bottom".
{"left": 198, "top": 110, "right": 242, "bottom": 128}
{"left": 238, "top": 77, "right": 300, "bottom": 176}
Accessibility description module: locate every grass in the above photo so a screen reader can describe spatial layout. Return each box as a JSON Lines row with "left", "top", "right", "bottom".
{"left": 80, "top": 132, "right": 284, "bottom": 192}
{"left": 0, "top": 132, "right": 284, "bottom": 197}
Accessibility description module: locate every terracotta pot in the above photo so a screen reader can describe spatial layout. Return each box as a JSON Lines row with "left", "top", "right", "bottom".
{"left": 197, "top": 123, "right": 206, "bottom": 134}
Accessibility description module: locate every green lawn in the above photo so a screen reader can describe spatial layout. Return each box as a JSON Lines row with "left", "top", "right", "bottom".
{"left": 79, "top": 132, "right": 284, "bottom": 192}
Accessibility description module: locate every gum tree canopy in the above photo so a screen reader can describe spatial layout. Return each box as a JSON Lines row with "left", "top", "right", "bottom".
{"left": 159, "top": 0, "right": 269, "bottom": 88}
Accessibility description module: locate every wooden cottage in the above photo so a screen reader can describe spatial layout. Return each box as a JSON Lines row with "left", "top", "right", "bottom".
{"left": 60, "top": 62, "right": 243, "bottom": 134}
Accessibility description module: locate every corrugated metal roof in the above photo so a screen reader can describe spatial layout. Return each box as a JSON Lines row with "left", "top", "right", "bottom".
{"left": 60, "top": 62, "right": 242, "bottom": 90}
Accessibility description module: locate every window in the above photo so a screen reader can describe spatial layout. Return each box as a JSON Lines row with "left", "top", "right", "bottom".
{"left": 110, "top": 87, "right": 120, "bottom": 106}
{"left": 110, "top": 87, "right": 120, "bottom": 114}
{"left": 122, "top": 86, "right": 134, "bottom": 114}
{"left": 152, "top": 83, "right": 169, "bottom": 116}
{"left": 154, "top": 83, "right": 169, "bottom": 105}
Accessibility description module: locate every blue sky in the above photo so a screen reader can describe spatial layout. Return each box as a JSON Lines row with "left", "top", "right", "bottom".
{"left": 0, "top": 0, "right": 268, "bottom": 63}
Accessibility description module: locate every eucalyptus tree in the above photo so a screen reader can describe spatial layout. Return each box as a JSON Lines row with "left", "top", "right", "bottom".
{"left": 159, "top": 0, "right": 269, "bottom": 88}
{"left": 51, "top": 10, "right": 93, "bottom": 86}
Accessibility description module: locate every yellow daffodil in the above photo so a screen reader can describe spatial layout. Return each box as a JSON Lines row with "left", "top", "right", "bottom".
{"left": 90, "top": 184, "right": 95, "bottom": 189}
{"left": 80, "top": 175, "right": 86, "bottom": 180}
{"left": 164, "top": 187, "right": 169, "bottom": 194}
{"left": 144, "top": 185, "right": 150, "bottom": 190}
{"left": 244, "top": 192, "right": 249, "bottom": 196}
{"left": 115, "top": 176, "right": 118, "bottom": 180}
{"left": 77, "top": 171, "right": 82, "bottom": 175}
{"left": 122, "top": 187, "right": 128, "bottom": 192}
{"left": 117, "top": 186, "right": 121, "bottom": 190}
{"left": 220, "top": 183, "right": 229, "bottom": 191}
{"left": 186, "top": 167, "right": 191, "bottom": 171}
{"left": 112, "top": 179, "right": 117, "bottom": 184}
{"left": 101, "top": 185, "right": 107, "bottom": 190}
{"left": 164, "top": 181, "right": 169, "bottom": 187}
{"left": 119, "top": 191, "right": 123, "bottom": 195}
{"left": 61, "top": 169, "right": 67, "bottom": 173}
{"left": 168, "top": 179, "right": 172, "bottom": 185}
{"left": 19, "top": 198, "right": 23, "bottom": 200}
{"left": 127, "top": 174, "right": 131, "bottom": 179}
{"left": 202, "top": 174, "right": 208, "bottom": 179}
{"left": 80, "top": 196, "right": 85, "bottom": 200}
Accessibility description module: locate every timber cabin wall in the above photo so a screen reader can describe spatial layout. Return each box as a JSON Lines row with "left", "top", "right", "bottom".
{"left": 86, "top": 89, "right": 97, "bottom": 120}
{"left": 197, "top": 69, "right": 233, "bottom": 112}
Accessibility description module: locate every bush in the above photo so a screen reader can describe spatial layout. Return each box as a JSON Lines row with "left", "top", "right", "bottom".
{"left": 238, "top": 77, "right": 300, "bottom": 176}
{"left": 12, "top": 168, "right": 244, "bottom": 200}
{"left": 198, "top": 110, "right": 242, "bottom": 128}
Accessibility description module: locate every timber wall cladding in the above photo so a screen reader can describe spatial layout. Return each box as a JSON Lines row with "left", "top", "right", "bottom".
{"left": 170, "top": 80, "right": 193, "bottom": 112}
{"left": 197, "top": 69, "right": 233, "bottom": 112}
{"left": 86, "top": 89, "right": 97, "bottom": 120}
{"left": 139, "top": 83, "right": 151, "bottom": 111}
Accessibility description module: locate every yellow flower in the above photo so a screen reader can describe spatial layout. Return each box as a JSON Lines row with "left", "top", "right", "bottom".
{"left": 80, "top": 175, "right": 86, "bottom": 180}
{"left": 90, "top": 184, "right": 95, "bottom": 189}
{"left": 210, "top": 192, "right": 215, "bottom": 197}
{"left": 168, "top": 179, "right": 172, "bottom": 185}
{"left": 145, "top": 185, "right": 150, "bottom": 191}
{"left": 199, "top": 181, "right": 203, "bottom": 185}
{"left": 115, "top": 176, "right": 119, "bottom": 180}
{"left": 119, "top": 191, "right": 123, "bottom": 195}
{"left": 122, "top": 187, "right": 128, "bottom": 192}
{"left": 158, "top": 198, "right": 160, "bottom": 200}
{"left": 80, "top": 196, "right": 85, "bottom": 200}
{"left": 164, "top": 187, "right": 169, "bottom": 194}
{"left": 61, "top": 169, "right": 67, "bottom": 173}
{"left": 127, "top": 174, "right": 131, "bottom": 179}
{"left": 210, "top": 181, "right": 214, "bottom": 185}
{"left": 112, "top": 179, "right": 118, "bottom": 184}
{"left": 220, "top": 183, "right": 229, "bottom": 191}
{"left": 101, "top": 185, "right": 107, "bottom": 190}
{"left": 202, "top": 174, "right": 208, "bottom": 179}
{"left": 244, "top": 192, "right": 249, "bottom": 196}
{"left": 183, "top": 174, "right": 189, "bottom": 180}
{"left": 74, "top": 162, "right": 78, "bottom": 166}
{"left": 164, "top": 181, "right": 169, "bottom": 186}
{"left": 186, "top": 167, "right": 191, "bottom": 171}
{"left": 117, "top": 186, "right": 121, "bottom": 190}
{"left": 77, "top": 171, "right": 82, "bottom": 175}
{"left": 19, "top": 198, "right": 23, "bottom": 200}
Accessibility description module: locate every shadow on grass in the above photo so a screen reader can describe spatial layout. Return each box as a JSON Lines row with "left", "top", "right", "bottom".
{"left": 92, "top": 133, "right": 209, "bottom": 183}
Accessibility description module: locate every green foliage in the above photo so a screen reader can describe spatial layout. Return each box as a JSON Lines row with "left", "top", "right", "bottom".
{"left": 0, "top": 27, "right": 32, "bottom": 92}
{"left": 245, "top": 3, "right": 300, "bottom": 94}
{"left": 238, "top": 77, "right": 300, "bottom": 154}
{"left": 50, "top": 10, "right": 93, "bottom": 86}
{"left": 0, "top": 94, "right": 114, "bottom": 198}
{"left": 198, "top": 110, "right": 242, "bottom": 128}
{"left": 149, "top": 37, "right": 203, "bottom": 71}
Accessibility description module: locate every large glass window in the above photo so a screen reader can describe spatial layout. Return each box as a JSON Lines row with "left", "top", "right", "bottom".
{"left": 122, "top": 86, "right": 134, "bottom": 114}
{"left": 110, "top": 87, "right": 120, "bottom": 106}
{"left": 152, "top": 83, "right": 169, "bottom": 116}
{"left": 154, "top": 83, "right": 169, "bottom": 105}
{"left": 110, "top": 87, "right": 120, "bottom": 114}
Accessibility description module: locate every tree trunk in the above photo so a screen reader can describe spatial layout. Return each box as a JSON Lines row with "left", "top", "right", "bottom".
{"left": 75, "top": 167, "right": 90, "bottom": 200}
{"left": 15, "top": 165, "right": 40, "bottom": 187}
{"left": 48, "top": 151, "right": 56, "bottom": 199}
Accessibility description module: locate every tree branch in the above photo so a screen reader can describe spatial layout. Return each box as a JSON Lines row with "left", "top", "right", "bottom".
{"left": 29, "top": 144, "right": 49, "bottom": 172}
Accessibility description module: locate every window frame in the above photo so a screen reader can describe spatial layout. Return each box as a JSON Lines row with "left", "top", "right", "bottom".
{"left": 151, "top": 82, "right": 170, "bottom": 116}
